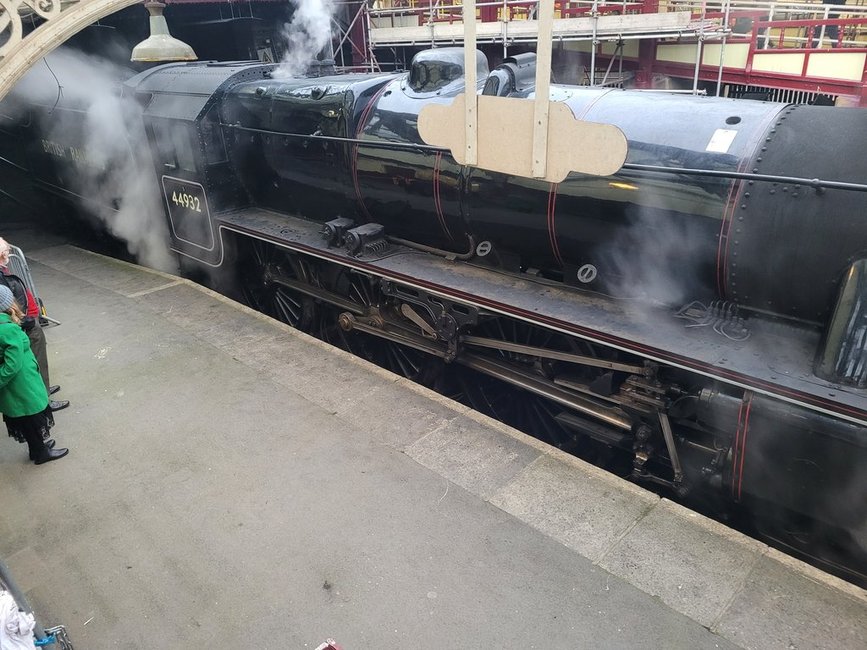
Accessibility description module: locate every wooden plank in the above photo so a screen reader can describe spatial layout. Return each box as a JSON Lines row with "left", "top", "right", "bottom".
{"left": 532, "top": 0, "right": 555, "bottom": 178}
{"left": 464, "top": 0, "right": 478, "bottom": 166}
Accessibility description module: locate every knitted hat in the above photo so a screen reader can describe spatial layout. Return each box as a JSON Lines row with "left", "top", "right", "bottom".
{"left": 0, "top": 285, "right": 14, "bottom": 312}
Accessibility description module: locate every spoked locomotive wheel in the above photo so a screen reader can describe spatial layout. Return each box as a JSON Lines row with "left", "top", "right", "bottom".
{"left": 455, "top": 318, "right": 603, "bottom": 449}
{"left": 239, "top": 239, "right": 317, "bottom": 332}
{"left": 450, "top": 366, "right": 572, "bottom": 447}
{"left": 321, "top": 269, "right": 444, "bottom": 387}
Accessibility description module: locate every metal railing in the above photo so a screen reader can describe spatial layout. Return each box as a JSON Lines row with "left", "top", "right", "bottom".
{"left": 369, "top": 0, "right": 651, "bottom": 26}
{"left": 683, "top": 1, "right": 867, "bottom": 48}
{"left": 367, "top": 0, "right": 867, "bottom": 48}
{"left": 358, "top": 0, "right": 867, "bottom": 101}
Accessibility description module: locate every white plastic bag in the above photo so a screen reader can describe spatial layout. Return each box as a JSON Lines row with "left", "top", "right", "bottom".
{"left": 0, "top": 590, "right": 36, "bottom": 650}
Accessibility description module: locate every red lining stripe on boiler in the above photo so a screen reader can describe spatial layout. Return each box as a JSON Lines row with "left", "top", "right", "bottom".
{"left": 547, "top": 183, "right": 563, "bottom": 267}
{"left": 351, "top": 85, "right": 390, "bottom": 221}
{"left": 715, "top": 162, "right": 748, "bottom": 299}
{"left": 732, "top": 390, "right": 754, "bottom": 501}
{"left": 433, "top": 152, "right": 454, "bottom": 241}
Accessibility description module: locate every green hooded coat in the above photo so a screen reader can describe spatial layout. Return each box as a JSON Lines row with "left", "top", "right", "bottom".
{"left": 0, "top": 313, "right": 49, "bottom": 417}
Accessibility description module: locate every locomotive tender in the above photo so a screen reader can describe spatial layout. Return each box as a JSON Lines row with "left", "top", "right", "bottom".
{"left": 4, "top": 48, "right": 867, "bottom": 583}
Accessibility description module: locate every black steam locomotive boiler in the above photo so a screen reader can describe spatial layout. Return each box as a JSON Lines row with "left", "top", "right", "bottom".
{"left": 4, "top": 48, "right": 867, "bottom": 584}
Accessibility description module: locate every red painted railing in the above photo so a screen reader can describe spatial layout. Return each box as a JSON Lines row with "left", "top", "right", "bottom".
{"left": 363, "top": 0, "right": 867, "bottom": 102}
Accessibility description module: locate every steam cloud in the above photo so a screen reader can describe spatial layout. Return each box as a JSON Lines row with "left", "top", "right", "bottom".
{"left": 597, "top": 197, "right": 715, "bottom": 308}
{"left": 275, "top": 0, "right": 335, "bottom": 77}
{"left": 8, "top": 49, "right": 177, "bottom": 272}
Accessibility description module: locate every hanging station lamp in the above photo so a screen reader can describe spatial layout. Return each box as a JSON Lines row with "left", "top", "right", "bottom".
{"left": 131, "top": 0, "right": 197, "bottom": 62}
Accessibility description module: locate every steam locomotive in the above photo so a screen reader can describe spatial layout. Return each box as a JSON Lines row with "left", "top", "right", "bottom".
{"left": 2, "top": 47, "right": 866, "bottom": 584}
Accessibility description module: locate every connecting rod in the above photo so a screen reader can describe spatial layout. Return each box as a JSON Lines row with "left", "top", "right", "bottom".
{"left": 338, "top": 313, "right": 634, "bottom": 432}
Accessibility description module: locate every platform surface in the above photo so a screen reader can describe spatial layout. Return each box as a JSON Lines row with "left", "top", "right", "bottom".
{"left": 0, "top": 233, "right": 864, "bottom": 649}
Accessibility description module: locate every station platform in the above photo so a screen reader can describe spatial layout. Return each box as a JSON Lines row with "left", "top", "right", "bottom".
{"left": 0, "top": 235, "right": 865, "bottom": 649}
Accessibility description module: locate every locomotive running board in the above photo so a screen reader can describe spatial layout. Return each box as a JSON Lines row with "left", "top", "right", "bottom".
{"left": 206, "top": 207, "right": 867, "bottom": 427}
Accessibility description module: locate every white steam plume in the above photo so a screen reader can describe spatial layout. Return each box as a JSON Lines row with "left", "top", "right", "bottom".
{"left": 275, "top": 0, "right": 335, "bottom": 77}
{"left": 9, "top": 50, "right": 177, "bottom": 272}
{"left": 596, "top": 198, "right": 713, "bottom": 309}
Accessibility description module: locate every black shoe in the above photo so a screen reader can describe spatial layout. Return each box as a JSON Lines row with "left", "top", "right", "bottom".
{"left": 49, "top": 400, "right": 69, "bottom": 412}
{"left": 29, "top": 439, "right": 56, "bottom": 460}
{"left": 33, "top": 447, "right": 68, "bottom": 465}
{"left": 49, "top": 385, "right": 60, "bottom": 395}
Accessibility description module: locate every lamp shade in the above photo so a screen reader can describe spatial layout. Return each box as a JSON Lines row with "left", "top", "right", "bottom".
{"left": 131, "top": 1, "right": 197, "bottom": 62}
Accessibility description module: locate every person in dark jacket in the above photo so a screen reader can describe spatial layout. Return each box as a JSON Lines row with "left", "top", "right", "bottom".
{"left": 0, "top": 237, "right": 68, "bottom": 412}
{"left": 823, "top": 0, "right": 847, "bottom": 45}
{"left": 0, "top": 285, "right": 68, "bottom": 464}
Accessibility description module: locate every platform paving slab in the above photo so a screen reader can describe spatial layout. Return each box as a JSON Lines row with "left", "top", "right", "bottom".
{"left": 490, "top": 454, "right": 658, "bottom": 564}
{"left": 599, "top": 498, "right": 766, "bottom": 628}
{"left": 405, "top": 413, "right": 542, "bottom": 499}
{"left": 30, "top": 243, "right": 173, "bottom": 297}
{"left": 0, "top": 242, "right": 859, "bottom": 649}
{"left": 714, "top": 549, "right": 867, "bottom": 650}
{"left": 332, "top": 379, "right": 470, "bottom": 451}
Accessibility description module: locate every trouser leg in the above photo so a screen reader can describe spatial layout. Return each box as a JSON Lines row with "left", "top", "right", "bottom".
{"left": 21, "top": 426, "right": 46, "bottom": 461}
{"left": 27, "top": 323, "right": 50, "bottom": 391}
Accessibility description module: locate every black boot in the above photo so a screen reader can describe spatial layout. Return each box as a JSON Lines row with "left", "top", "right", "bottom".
{"left": 28, "top": 438, "right": 55, "bottom": 461}
{"left": 23, "top": 429, "right": 67, "bottom": 465}
{"left": 33, "top": 447, "right": 68, "bottom": 465}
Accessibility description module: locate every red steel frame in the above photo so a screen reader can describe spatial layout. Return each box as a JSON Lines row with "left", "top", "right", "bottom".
{"left": 349, "top": 1, "right": 867, "bottom": 104}
{"left": 647, "top": 15, "right": 867, "bottom": 103}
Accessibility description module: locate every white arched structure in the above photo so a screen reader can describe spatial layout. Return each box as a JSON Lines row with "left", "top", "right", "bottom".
{"left": 0, "top": 0, "right": 141, "bottom": 101}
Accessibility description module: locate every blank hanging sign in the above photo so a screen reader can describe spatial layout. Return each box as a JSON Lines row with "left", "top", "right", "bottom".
{"left": 419, "top": 94, "right": 628, "bottom": 183}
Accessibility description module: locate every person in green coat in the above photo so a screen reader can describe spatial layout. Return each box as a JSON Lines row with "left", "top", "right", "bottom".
{"left": 0, "top": 285, "right": 67, "bottom": 464}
